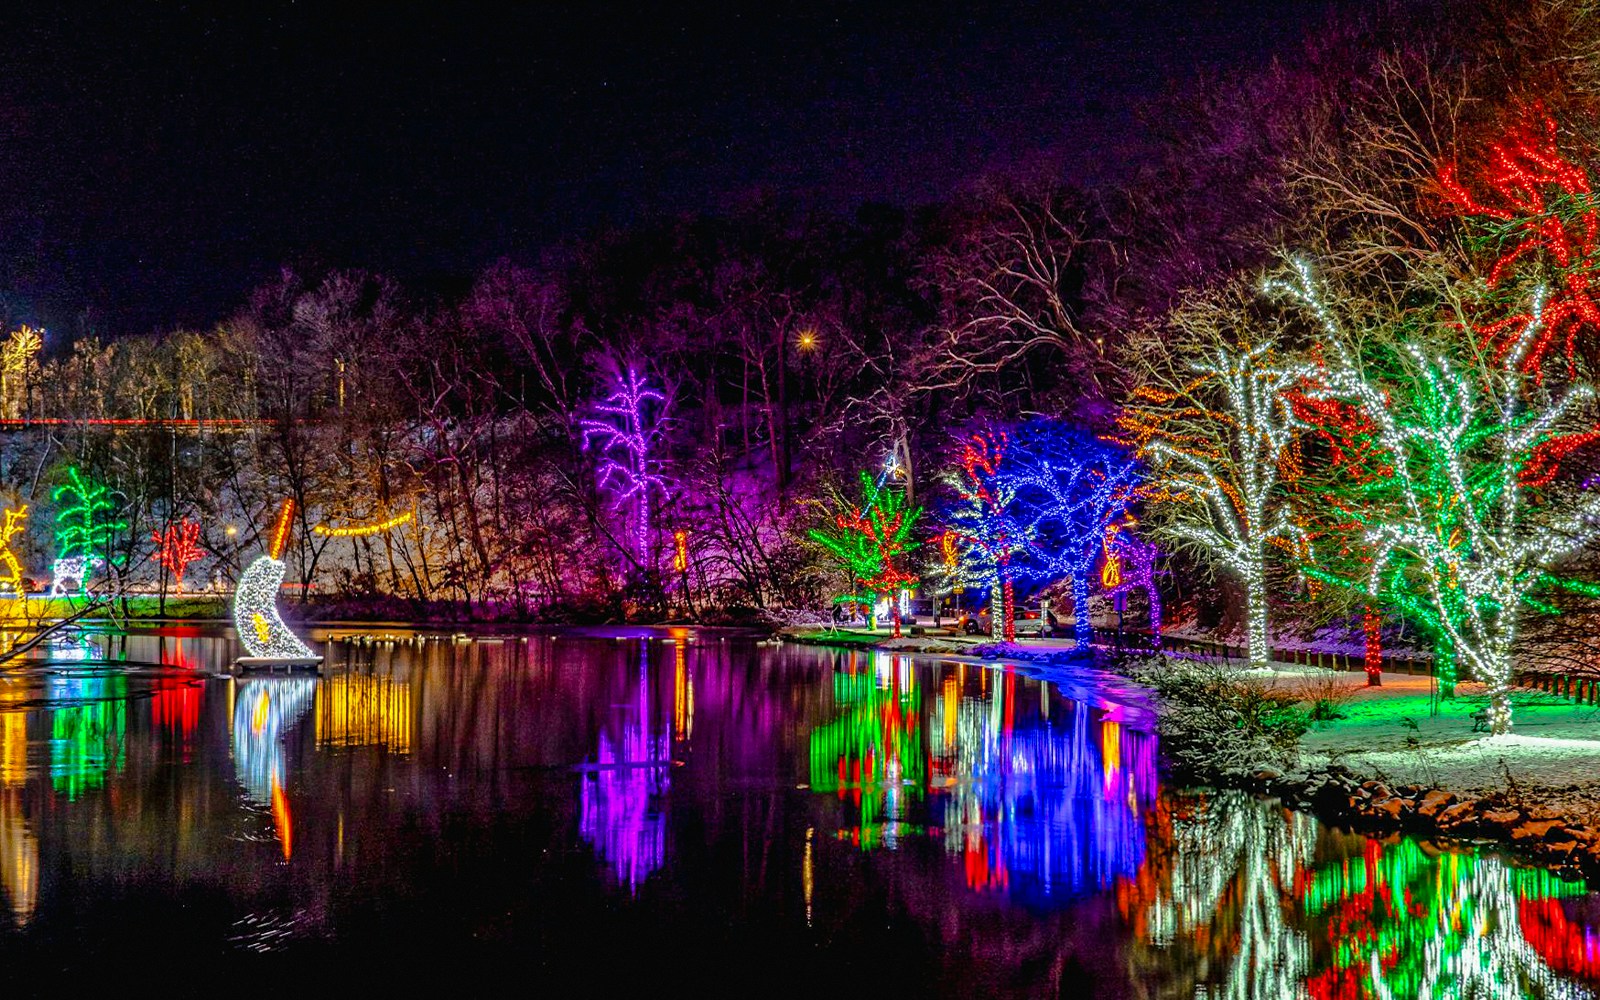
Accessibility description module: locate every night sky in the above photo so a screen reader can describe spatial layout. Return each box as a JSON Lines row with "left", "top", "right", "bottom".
{"left": 2, "top": 1, "right": 1354, "bottom": 336}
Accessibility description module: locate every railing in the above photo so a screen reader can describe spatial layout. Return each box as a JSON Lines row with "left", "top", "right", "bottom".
{"left": 1516, "top": 671, "right": 1600, "bottom": 705}
{"left": 1107, "top": 628, "right": 1438, "bottom": 676}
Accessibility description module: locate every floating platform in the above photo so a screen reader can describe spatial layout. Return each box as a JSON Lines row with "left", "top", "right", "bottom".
{"left": 235, "top": 655, "right": 324, "bottom": 673}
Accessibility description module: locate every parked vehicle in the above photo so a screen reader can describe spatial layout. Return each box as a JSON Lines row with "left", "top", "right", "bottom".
{"left": 958, "top": 605, "right": 1059, "bottom": 637}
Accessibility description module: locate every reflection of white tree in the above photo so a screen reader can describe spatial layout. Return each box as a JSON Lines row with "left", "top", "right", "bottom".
{"left": 1145, "top": 791, "right": 1315, "bottom": 1000}
{"left": 1387, "top": 855, "right": 1587, "bottom": 1000}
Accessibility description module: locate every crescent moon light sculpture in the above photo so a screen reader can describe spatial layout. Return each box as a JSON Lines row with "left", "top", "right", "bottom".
{"left": 233, "top": 500, "right": 320, "bottom": 666}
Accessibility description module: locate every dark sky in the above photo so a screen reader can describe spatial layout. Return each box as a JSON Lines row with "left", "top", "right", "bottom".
{"left": 0, "top": 1, "right": 1348, "bottom": 336}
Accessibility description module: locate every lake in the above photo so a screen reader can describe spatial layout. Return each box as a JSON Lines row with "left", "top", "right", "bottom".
{"left": 0, "top": 624, "right": 1594, "bottom": 998}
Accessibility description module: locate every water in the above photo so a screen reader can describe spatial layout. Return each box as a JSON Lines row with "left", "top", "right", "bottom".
{"left": 0, "top": 625, "right": 1596, "bottom": 997}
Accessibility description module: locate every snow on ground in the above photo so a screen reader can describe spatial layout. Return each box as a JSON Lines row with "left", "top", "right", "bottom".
{"left": 1268, "top": 667, "right": 1600, "bottom": 794}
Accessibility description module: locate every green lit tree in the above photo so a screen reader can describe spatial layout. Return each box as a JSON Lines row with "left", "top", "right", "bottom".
{"left": 52, "top": 466, "right": 127, "bottom": 565}
{"left": 809, "top": 470, "right": 922, "bottom": 635}
{"left": 1272, "top": 262, "right": 1600, "bottom": 735}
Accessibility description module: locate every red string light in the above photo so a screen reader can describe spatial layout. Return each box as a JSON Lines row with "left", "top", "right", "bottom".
{"left": 1439, "top": 112, "right": 1600, "bottom": 380}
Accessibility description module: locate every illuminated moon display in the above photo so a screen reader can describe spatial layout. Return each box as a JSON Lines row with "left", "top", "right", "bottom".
{"left": 232, "top": 555, "right": 319, "bottom": 663}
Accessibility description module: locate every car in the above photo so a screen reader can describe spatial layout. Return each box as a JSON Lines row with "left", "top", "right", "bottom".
{"left": 958, "top": 604, "right": 1059, "bottom": 637}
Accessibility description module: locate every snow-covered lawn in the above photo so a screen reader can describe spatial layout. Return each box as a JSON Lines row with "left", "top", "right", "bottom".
{"left": 1259, "top": 667, "right": 1600, "bottom": 794}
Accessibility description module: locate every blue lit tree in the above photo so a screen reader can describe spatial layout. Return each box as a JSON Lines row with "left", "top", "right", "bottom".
{"left": 942, "top": 428, "right": 1031, "bottom": 641}
{"left": 1006, "top": 420, "right": 1142, "bottom": 648}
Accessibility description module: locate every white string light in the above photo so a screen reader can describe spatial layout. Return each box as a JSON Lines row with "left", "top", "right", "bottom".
{"left": 232, "top": 555, "right": 318, "bottom": 661}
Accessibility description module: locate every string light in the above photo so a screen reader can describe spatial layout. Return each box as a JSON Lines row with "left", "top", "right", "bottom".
{"left": 151, "top": 518, "right": 204, "bottom": 593}
{"left": 809, "top": 471, "right": 922, "bottom": 635}
{"left": 943, "top": 429, "right": 1028, "bottom": 641}
{"left": 1005, "top": 420, "right": 1142, "bottom": 650}
{"left": 234, "top": 500, "right": 318, "bottom": 662}
{"left": 1438, "top": 112, "right": 1600, "bottom": 380}
{"left": 581, "top": 367, "right": 667, "bottom": 566}
{"left": 1274, "top": 263, "right": 1600, "bottom": 734}
{"left": 49, "top": 556, "right": 101, "bottom": 596}
{"left": 51, "top": 467, "right": 125, "bottom": 582}
{"left": 0, "top": 506, "right": 26, "bottom": 594}
{"left": 1123, "top": 334, "right": 1313, "bottom": 666}
{"left": 1102, "top": 524, "right": 1166, "bottom": 643}
{"left": 0, "top": 327, "right": 40, "bottom": 422}
{"left": 672, "top": 530, "right": 688, "bottom": 573}
{"left": 268, "top": 498, "right": 295, "bottom": 560}
{"left": 312, "top": 510, "right": 414, "bottom": 537}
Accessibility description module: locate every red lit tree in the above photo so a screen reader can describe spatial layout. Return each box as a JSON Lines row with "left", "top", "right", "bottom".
{"left": 943, "top": 429, "right": 1029, "bottom": 641}
{"left": 1439, "top": 113, "right": 1600, "bottom": 379}
{"left": 152, "top": 518, "right": 204, "bottom": 594}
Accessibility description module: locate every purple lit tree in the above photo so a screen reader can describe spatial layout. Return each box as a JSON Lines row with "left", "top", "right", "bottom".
{"left": 1006, "top": 421, "right": 1142, "bottom": 649}
{"left": 1101, "top": 526, "right": 1165, "bottom": 645}
{"left": 581, "top": 366, "right": 669, "bottom": 573}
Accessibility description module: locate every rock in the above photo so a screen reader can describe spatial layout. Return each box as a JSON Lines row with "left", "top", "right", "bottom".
{"left": 1416, "top": 789, "right": 1456, "bottom": 819}
{"left": 1372, "top": 798, "right": 1405, "bottom": 821}
{"left": 1436, "top": 802, "right": 1479, "bottom": 829}
{"left": 1481, "top": 809, "right": 1523, "bottom": 828}
{"left": 1510, "top": 819, "right": 1562, "bottom": 843}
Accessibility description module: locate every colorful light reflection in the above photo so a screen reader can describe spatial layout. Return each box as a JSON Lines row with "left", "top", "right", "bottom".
{"left": 231, "top": 677, "right": 316, "bottom": 859}
{"left": 579, "top": 642, "right": 670, "bottom": 890}
{"left": 808, "top": 655, "right": 1158, "bottom": 901}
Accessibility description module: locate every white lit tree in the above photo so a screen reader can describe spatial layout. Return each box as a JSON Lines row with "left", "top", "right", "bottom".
{"left": 1272, "top": 262, "right": 1600, "bottom": 735}
{"left": 1119, "top": 335, "right": 1310, "bottom": 667}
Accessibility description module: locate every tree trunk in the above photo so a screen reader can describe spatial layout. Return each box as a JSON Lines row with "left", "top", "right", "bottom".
{"left": 1435, "top": 636, "right": 1456, "bottom": 700}
{"left": 1363, "top": 605, "right": 1383, "bottom": 687}
{"left": 1244, "top": 557, "right": 1269, "bottom": 667}
{"left": 1071, "top": 572, "right": 1091, "bottom": 649}
{"left": 1487, "top": 678, "right": 1513, "bottom": 736}
{"left": 1146, "top": 581, "right": 1163, "bottom": 649}
{"left": 1002, "top": 577, "right": 1015, "bottom": 643}
{"left": 990, "top": 580, "right": 1003, "bottom": 642}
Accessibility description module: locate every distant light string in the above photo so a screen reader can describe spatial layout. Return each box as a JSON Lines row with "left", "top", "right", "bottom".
{"left": 312, "top": 510, "right": 414, "bottom": 538}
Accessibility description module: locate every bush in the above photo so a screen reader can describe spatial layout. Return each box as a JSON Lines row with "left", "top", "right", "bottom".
{"left": 1126, "top": 656, "right": 1309, "bottom": 777}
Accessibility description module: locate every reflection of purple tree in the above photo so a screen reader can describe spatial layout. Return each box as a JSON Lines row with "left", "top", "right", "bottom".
{"left": 581, "top": 366, "right": 668, "bottom": 569}
{"left": 1105, "top": 532, "right": 1165, "bottom": 644}
{"left": 580, "top": 643, "right": 670, "bottom": 891}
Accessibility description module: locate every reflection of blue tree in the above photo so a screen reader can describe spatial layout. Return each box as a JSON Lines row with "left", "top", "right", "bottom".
{"left": 580, "top": 643, "right": 670, "bottom": 890}
{"left": 937, "top": 671, "right": 1157, "bottom": 901}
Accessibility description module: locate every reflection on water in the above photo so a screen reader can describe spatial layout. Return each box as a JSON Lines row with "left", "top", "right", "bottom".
{"left": 232, "top": 677, "right": 316, "bottom": 859}
{"left": 0, "top": 627, "right": 1589, "bottom": 997}
{"left": 579, "top": 639, "right": 671, "bottom": 890}
{"left": 1123, "top": 790, "right": 1600, "bottom": 1000}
